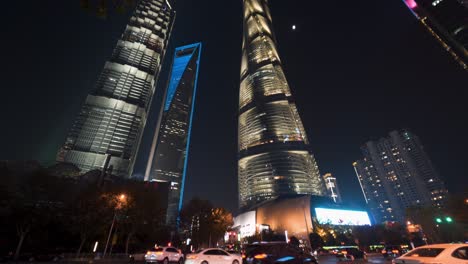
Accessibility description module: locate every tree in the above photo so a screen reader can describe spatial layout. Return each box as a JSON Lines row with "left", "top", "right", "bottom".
{"left": 209, "top": 207, "right": 234, "bottom": 246}
{"left": 67, "top": 187, "right": 114, "bottom": 256}
{"left": 115, "top": 181, "right": 166, "bottom": 254}
{"left": 180, "top": 198, "right": 233, "bottom": 248}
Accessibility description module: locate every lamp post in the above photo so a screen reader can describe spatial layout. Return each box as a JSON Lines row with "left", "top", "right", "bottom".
{"left": 103, "top": 194, "right": 126, "bottom": 257}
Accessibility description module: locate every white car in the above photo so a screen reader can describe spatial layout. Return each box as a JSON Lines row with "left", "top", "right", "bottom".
{"left": 393, "top": 243, "right": 468, "bottom": 264}
{"left": 185, "top": 248, "right": 242, "bottom": 264}
{"left": 145, "top": 247, "right": 184, "bottom": 264}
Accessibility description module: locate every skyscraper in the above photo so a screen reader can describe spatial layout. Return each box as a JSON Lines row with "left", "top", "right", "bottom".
{"left": 57, "top": 0, "right": 175, "bottom": 177}
{"left": 402, "top": 0, "right": 468, "bottom": 70}
{"left": 238, "top": 0, "right": 326, "bottom": 210}
{"left": 323, "top": 173, "right": 342, "bottom": 203}
{"left": 353, "top": 130, "right": 448, "bottom": 224}
{"left": 145, "top": 43, "right": 202, "bottom": 225}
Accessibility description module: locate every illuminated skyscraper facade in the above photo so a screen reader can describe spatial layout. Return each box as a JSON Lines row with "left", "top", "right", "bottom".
{"left": 402, "top": 0, "right": 468, "bottom": 70}
{"left": 57, "top": 0, "right": 175, "bottom": 177}
{"left": 145, "top": 43, "right": 201, "bottom": 225}
{"left": 353, "top": 130, "right": 448, "bottom": 223}
{"left": 238, "top": 0, "right": 326, "bottom": 210}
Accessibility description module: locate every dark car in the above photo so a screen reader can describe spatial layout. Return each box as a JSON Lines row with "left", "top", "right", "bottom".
{"left": 381, "top": 245, "right": 408, "bottom": 259}
{"left": 243, "top": 242, "right": 318, "bottom": 264}
{"left": 335, "top": 247, "right": 367, "bottom": 261}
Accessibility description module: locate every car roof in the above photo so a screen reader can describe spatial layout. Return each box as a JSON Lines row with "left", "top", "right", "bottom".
{"left": 415, "top": 243, "right": 466, "bottom": 249}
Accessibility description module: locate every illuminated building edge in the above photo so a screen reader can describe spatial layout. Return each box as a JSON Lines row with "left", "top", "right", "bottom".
{"left": 145, "top": 43, "right": 202, "bottom": 225}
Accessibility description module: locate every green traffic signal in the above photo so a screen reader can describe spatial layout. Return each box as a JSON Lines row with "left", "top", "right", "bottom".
{"left": 445, "top": 217, "right": 453, "bottom": 223}
{"left": 436, "top": 218, "right": 442, "bottom": 223}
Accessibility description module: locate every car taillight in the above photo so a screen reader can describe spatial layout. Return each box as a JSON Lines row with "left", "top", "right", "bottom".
{"left": 146, "top": 251, "right": 154, "bottom": 255}
{"left": 186, "top": 255, "right": 197, "bottom": 259}
{"left": 254, "top": 253, "right": 268, "bottom": 259}
{"left": 392, "top": 250, "right": 399, "bottom": 254}
{"left": 382, "top": 250, "right": 387, "bottom": 254}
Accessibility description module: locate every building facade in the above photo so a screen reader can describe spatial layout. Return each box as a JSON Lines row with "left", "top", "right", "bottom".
{"left": 57, "top": 0, "right": 175, "bottom": 177}
{"left": 353, "top": 130, "right": 448, "bottom": 223}
{"left": 238, "top": 0, "right": 326, "bottom": 210}
{"left": 323, "top": 173, "right": 342, "bottom": 203}
{"left": 145, "top": 43, "right": 202, "bottom": 225}
{"left": 233, "top": 195, "right": 371, "bottom": 242}
{"left": 402, "top": 0, "right": 468, "bottom": 70}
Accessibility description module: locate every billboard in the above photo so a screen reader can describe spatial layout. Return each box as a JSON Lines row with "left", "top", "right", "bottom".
{"left": 233, "top": 210, "right": 256, "bottom": 238}
{"left": 314, "top": 208, "right": 371, "bottom": 226}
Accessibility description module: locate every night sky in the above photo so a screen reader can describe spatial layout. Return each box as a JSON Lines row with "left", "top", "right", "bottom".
{"left": 1, "top": 0, "right": 467, "bottom": 213}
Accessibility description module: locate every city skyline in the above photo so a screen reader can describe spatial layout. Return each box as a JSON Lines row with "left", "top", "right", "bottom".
{"left": 1, "top": 0, "right": 467, "bottom": 213}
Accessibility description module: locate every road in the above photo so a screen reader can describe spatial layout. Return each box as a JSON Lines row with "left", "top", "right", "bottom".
{"left": 317, "top": 254, "right": 392, "bottom": 264}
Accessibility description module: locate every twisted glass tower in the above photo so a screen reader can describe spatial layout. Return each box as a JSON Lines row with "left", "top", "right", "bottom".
{"left": 238, "top": 0, "right": 326, "bottom": 210}
{"left": 57, "top": 0, "right": 175, "bottom": 177}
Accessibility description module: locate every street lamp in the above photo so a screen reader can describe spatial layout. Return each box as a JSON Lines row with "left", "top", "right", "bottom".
{"left": 103, "top": 193, "right": 127, "bottom": 257}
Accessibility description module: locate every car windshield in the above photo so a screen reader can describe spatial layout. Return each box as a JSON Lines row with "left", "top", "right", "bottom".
{"left": 406, "top": 248, "right": 445, "bottom": 257}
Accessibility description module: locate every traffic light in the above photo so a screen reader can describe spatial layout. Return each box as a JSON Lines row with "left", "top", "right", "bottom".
{"left": 435, "top": 216, "right": 453, "bottom": 224}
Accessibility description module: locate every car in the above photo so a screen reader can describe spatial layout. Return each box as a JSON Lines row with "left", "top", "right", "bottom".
{"left": 381, "top": 245, "right": 409, "bottom": 259}
{"left": 393, "top": 243, "right": 468, "bottom": 264}
{"left": 145, "top": 247, "right": 184, "bottom": 264}
{"left": 226, "top": 249, "right": 241, "bottom": 256}
{"left": 185, "top": 248, "right": 242, "bottom": 264}
{"left": 242, "top": 242, "right": 318, "bottom": 264}
{"left": 335, "top": 246, "right": 367, "bottom": 261}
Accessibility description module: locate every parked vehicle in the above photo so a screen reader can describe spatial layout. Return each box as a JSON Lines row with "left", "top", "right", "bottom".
{"left": 243, "top": 241, "right": 318, "bottom": 264}
{"left": 185, "top": 248, "right": 242, "bottom": 264}
{"left": 393, "top": 243, "right": 468, "bottom": 264}
{"left": 145, "top": 247, "right": 184, "bottom": 264}
{"left": 381, "top": 245, "right": 408, "bottom": 259}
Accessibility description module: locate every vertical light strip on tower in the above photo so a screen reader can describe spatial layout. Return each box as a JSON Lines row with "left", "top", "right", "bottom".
{"left": 146, "top": 43, "right": 202, "bottom": 225}
{"left": 238, "top": 0, "right": 326, "bottom": 210}
{"left": 57, "top": 0, "right": 175, "bottom": 177}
